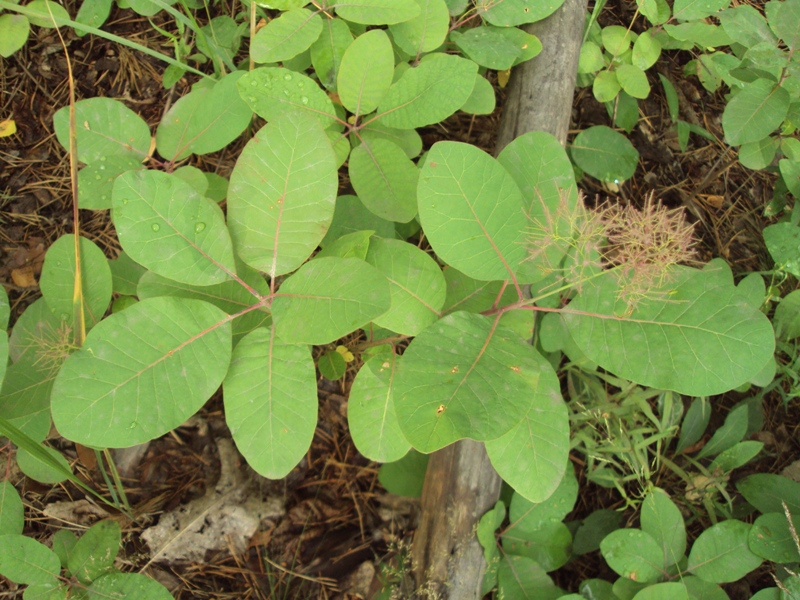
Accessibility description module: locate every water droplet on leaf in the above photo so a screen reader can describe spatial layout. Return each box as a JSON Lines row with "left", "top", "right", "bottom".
{"left": 195, "top": 222, "right": 206, "bottom": 233}
{"left": 284, "top": 73, "right": 292, "bottom": 80}
{"left": 250, "top": 80, "right": 258, "bottom": 87}
{"left": 301, "top": 96, "right": 308, "bottom": 104}
{"left": 151, "top": 223, "right": 160, "bottom": 232}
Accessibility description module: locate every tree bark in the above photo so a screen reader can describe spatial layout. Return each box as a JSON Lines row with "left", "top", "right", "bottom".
{"left": 411, "top": 0, "right": 588, "bottom": 597}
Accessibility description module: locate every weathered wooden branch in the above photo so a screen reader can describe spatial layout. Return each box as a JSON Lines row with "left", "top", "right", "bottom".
{"left": 411, "top": 1, "right": 588, "bottom": 597}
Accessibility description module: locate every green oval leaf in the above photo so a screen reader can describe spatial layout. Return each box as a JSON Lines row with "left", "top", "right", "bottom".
{"left": 87, "top": 572, "right": 172, "bottom": 599}
{"left": 310, "top": 16, "right": 353, "bottom": 90}
{"left": 460, "top": 74, "right": 497, "bottom": 115}
{"left": 497, "top": 555, "right": 560, "bottom": 600}
{"left": 563, "top": 267, "right": 775, "bottom": 396}
{"left": 348, "top": 351, "right": 410, "bottom": 462}
{"left": 641, "top": 488, "right": 686, "bottom": 568}
{"left": 349, "top": 137, "right": 419, "bottom": 223}
{"left": 395, "top": 312, "right": 544, "bottom": 452}
{"left": 54, "top": 98, "right": 150, "bottom": 163}
{"left": 736, "top": 473, "right": 800, "bottom": 515}
{"left": 250, "top": 8, "right": 322, "bottom": 63}
{"left": 749, "top": 512, "right": 800, "bottom": 563}
{"left": 51, "top": 297, "right": 232, "bottom": 448}
{"left": 0, "top": 15, "right": 30, "bottom": 58}
{"left": 113, "top": 170, "right": 237, "bottom": 287}
{"left": 616, "top": 64, "right": 651, "bottom": 99}
{"left": 338, "top": 29, "right": 394, "bottom": 116}
{"left": 272, "top": 257, "right": 391, "bottom": 344}
{"left": 722, "top": 79, "right": 790, "bottom": 146}
{"left": 223, "top": 327, "right": 317, "bottom": 479}
{"left": 601, "top": 529, "right": 664, "bottom": 583}
{"left": 78, "top": 154, "right": 143, "bottom": 211}
{"left": 451, "top": 26, "right": 522, "bottom": 70}
{"left": 365, "top": 238, "right": 446, "bottom": 335}
{"left": 418, "top": 141, "right": 526, "bottom": 281}
{"left": 389, "top": 0, "right": 449, "bottom": 55}
{"left": 227, "top": 110, "right": 337, "bottom": 277}
{"left": 0, "top": 535, "right": 60, "bottom": 585}
{"left": 632, "top": 582, "right": 689, "bottom": 600}
{"left": 69, "top": 520, "right": 120, "bottom": 584}
{"left": 571, "top": 125, "right": 639, "bottom": 182}
{"left": 673, "top": 0, "right": 730, "bottom": 21}
{"left": 480, "top": 0, "right": 565, "bottom": 26}
{"left": 40, "top": 235, "right": 112, "bottom": 329}
{"left": 237, "top": 67, "right": 337, "bottom": 128}
{"left": 687, "top": 520, "right": 762, "bottom": 583}
{"left": 334, "top": 0, "right": 421, "bottom": 24}
{"left": 318, "top": 349, "right": 347, "bottom": 379}
{"left": 156, "top": 72, "right": 252, "bottom": 161}
{"left": 376, "top": 53, "right": 478, "bottom": 129}
{"left": 320, "top": 194, "right": 395, "bottom": 246}
{"left": 0, "top": 482, "right": 23, "bottom": 536}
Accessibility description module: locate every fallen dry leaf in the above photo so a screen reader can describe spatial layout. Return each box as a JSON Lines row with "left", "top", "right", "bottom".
{"left": 11, "top": 266, "right": 37, "bottom": 287}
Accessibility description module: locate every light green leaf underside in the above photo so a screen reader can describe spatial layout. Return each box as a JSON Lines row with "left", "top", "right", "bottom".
{"left": 563, "top": 266, "right": 774, "bottom": 395}
{"left": 137, "top": 269, "right": 270, "bottom": 344}
{"left": 365, "top": 237, "right": 446, "bottom": 335}
{"left": 156, "top": 72, "right": 252, "bottom": 161}
{"left": 348, "top": 351, "right": 410, "bottom": 462}
{"left": 497, "top": 130, "right": 577, "bottom": 284}
{"left": 0, "top": 535, "right": 60, "bottom": 585}
{"left": 250, "top": 8, "right": 322, "bottom": 63}
{"left": 223, "top": 327, "right": 317, "bottom": 479}
{"left": 376, "top": 53, "right": 478, "bottom": 129}
{"left": 333, "top": 0, "right": 421, "bottom": 24}
{"left": 0, "top": 481, "right": 23, "bottom": 536}
{"left": 113, "top": 170, "right": 236, "bottom": 287}
{"left": 272, "top": 257, "right": 391, "bottom": 344}
{"left": 349, "top": 137, "right": 419, "bottom": 223}
{"left": 395, "top": 311, "right": 546, "bottom": 452}
{"left": 237, "top": 67, "right": 337, "bottom": 128}
{"left": 40, "top": 235, "right": 112, "bottom": 329}
{"left": 51, "top": 297, "right": 232, "bottom": 448}
{"left": 389, "top": 0, "right": 449, "bottom": 56}
{"left": 485, "top": 357, "right": 568, "bottom": 503}
{"left": 418, "top": 141, "right": 526, "bottom": 281}
{"left": 338, "top": 29, "right": 394, "bottom": 116}
{"left": 53, "top": 97, "right": 150, "bottom": 163}
{"left": 310, "top": 16, "right": 353, "bottom": 90}
{"left": 227, "top": 111, "right": 338, "bottom": 277}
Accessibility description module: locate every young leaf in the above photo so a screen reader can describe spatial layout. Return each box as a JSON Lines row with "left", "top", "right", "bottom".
{"left": 348, "top": 351, "right": 411, "bottom": 462}
{"left": 349, "top": 137, "right": 419, "bottom": 223}
{"left": 87, "top": 572, "right": 173, "bottom": 599}
{"left": 68, "top": 520, "right": 120, "bottom": 584}
{"left": 113, "top": 170, "right": 237, "bottom": 286}
{"left": 593, "top": 70, "right": 622, "bottom": 103}
{"left": 272, "top": 257, "right": 391, "bottom": 344}
{"left": 722, "top": 79, "right": 790, "bottom": 146}
{"left": 337, "top": 29, "right": 394, "bottom": 116}
{"left": 376, "top": 53, "right": 478, "bottom": 129}
{"left": 687, "top": 520, "right": 762, "bottom": 583}
{"left": 51, "top": 297, "right": 232, "bottom": 448}
{"left": 389, "top": 0, "right": 449, "bottom": 56}
{"left": 39, "top": 235, "right": 112, "bottom": 329}
{"left": 394, "top": 312, "right": 543, "bottom": 452}
{"left": 310, "top": 16, "right": 353, "bottom": 90}
{"left": 365, "top": 238, "right": 445, "bottom": 335}
{"left": 156, "top": 72, "right": 252, "bottom": 161}
{"left": 237, "top": 67, "right": 337, "bottom": 128}
{"left": 0, "top": 535, "right": 60, "bottom": 585}
{"left": 485, "top": 359, "right": 568, "bottom": 503}
{"left": 53, "top": 98, "right": 150, "bottom": 163}
{"left": 223, "top": 327, "right": 317, "bottom": 479}
{"left": 640, "top": 488, "right": 686, "bottom": 568}
{"left": 477, "top": 500, "right": 505, "bottom": 594}
{"left": 333, "top": 0, "right": 421, "bottom": 25}
{"left": 227, "top": 110, "right": 337, "bottom": 277}
{"left": 570, "top": 125, "right": 639, "bottom": 182}
{"left": 418, "top": 141, "right": 526, "bottom": 281}
{"left": 318, "top": 349, "right": 347, "bottom": 379}
{"left": 616, "top": 64, "right": 651, "bottom": 99}
{"left": 676, "top": 397, "right": 710, "bottom": 453}
{"left": 250, "top": 8, "right": 322, "bottom": 63}
{"left": 563, "top": 267, "right": 775, "bottom": 396}
{"left": 632, "top": 30, "right": 661, "bottom": 70}
{"left": 601, "top": 529, "right": 664, "bottom": 583}
{"left": 460, "top": 74, "right": 497, "bottom": 115}
{"left": 0, "top": 482, "right": 23, "bottom": 536}
{"left": 479, "top": 0, "right": 566, "bottom": 26}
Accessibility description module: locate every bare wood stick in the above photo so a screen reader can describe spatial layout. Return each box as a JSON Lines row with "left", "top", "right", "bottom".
{"left": 411, "top": 0, "right": 588, "bottom": 597}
